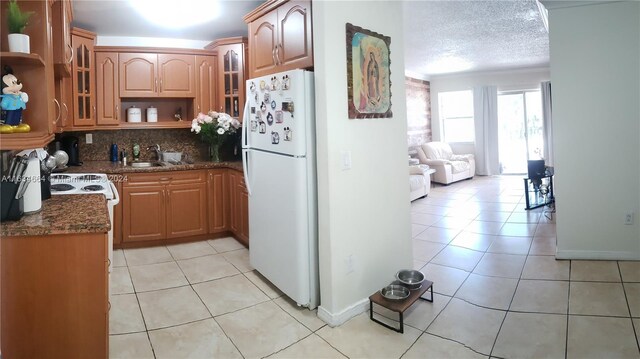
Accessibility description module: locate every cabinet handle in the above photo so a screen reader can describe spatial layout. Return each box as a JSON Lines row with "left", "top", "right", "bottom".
{"left": 272, "top": 47, "right": 277, "bottom": 66}
{"left": 66, "top": 43, "right": 73, "bottom": 64}
{"left": 275, "top": 45, "right": 280, "bottom": 65}
{"left": 155, "top": 78, "right": 158, "bottom": 92}
{"left": 115, "top": 105, "right": 119, "bottom": 120}
{"left": 62, "top": 102, "right": 69, "bottom": 125}
{"left": 159, "top": 177, "right": 172, "bottom": 182}
{"left": 160, "top": 78, "right": 163, "bottom": 92}
{"left": 197, "top": 105, "right": 200, "bottom": 112}
{"left": 93, "top": 105, "right": 96, "bottom": 120}
{"left": 53, "top": 98, "right": 61, "bottom": 125}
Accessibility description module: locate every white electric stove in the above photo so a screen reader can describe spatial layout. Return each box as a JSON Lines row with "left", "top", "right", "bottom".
{"left": 50, "top": 173, "right": 119, "bottom": 294}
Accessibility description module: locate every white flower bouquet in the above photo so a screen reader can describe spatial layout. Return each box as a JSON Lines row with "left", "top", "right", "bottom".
{"left": 191, "top": 111, "right": 241, "bottom": 161}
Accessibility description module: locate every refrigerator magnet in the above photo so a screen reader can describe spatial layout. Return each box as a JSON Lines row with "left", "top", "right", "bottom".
{"left": 284, "top": 127, "right": 292, "bottom": 141}
{"left": 250, "top": 106, "right": 256, "bottom": 114}
{"left": 259, "top": 121, "right": 266, "bottom": 134}
{"left": 254, "top": 92, "right": 259, "bottom": 103}
{"left": 263, "top": 92, "right": 270, "bottom": 103}
{"left": 250, "top": 120, "right": 258, "bottom": 132}
{"left": 259, "top": 80, "right": 266, "bottom": 91}
{"left": 282, "top": 75, "right": 290, "bottom": 90}
{"left": 266, "top": 112, "right": 274, "bottom": 126}
{"left": 260, "top": 101, "right": 267, "bottom": 113}
{"left": 249, "top": 81, "right": 256, "bottom": 92}
{"left": 271, "top": 131, "right": 280, "bottom": 144}
{"left": 275, "top": 110, "right": 284, "bottom": 123}
{"left": 271, "top": 100, "right": 277, "bottom": 110}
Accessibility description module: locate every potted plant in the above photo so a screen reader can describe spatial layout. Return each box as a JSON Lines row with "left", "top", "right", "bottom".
{"left": 7, "top": 0, "right": 34, "bottom": 53}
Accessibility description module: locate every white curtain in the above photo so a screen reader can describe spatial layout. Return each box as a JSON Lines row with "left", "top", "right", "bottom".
{"left": 473, "top": 86, "right": 500, "bottom": 175}
{"left": 541, "top": 81, "right": 554, "bottom": 166}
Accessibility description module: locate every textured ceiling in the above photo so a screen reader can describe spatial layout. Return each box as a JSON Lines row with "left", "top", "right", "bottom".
{"left": 72, "top": 0, "right": 263, "bottom": 41}
{"left": 72, "top": 1, "right": 548, "bottom": 77}
{"left": 403, "top": 0, "right": 549, "bottom": 77}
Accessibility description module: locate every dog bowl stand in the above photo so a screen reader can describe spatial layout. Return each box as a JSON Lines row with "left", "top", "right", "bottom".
{"left": 369, "top": 280, "right": 433, "bottom": 333}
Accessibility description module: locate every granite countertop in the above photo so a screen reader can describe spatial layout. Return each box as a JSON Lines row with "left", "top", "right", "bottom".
{"left": 1, "top": 194, "right": 110, "bottom": 237}
{"left": 62, "top": 160, "right": 243, "bottom": 174}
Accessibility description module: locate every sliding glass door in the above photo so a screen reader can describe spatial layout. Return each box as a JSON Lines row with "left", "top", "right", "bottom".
{"left": 498, "top": 91, "right": 544, "bottom": 174}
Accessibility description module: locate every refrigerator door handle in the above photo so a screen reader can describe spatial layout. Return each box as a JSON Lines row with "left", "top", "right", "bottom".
{"left": 242, "top": 100, "right": 250, "bottom": 148}
{"left": 242, "top": 150, "right": 252, "bottom": 196}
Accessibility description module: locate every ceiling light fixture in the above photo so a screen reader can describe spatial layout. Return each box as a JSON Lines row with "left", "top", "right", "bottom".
{"left": 129, "top": 0, "right": 220, "bottom": 29}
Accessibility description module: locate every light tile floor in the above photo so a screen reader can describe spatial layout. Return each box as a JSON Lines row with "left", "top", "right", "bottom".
{"left": 109, "top": 176, "right": 640, "bottom": 358}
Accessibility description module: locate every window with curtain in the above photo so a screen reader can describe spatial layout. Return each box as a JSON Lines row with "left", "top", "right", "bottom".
{"left": 439, "top": 90, "right": 474, "bottom": 143}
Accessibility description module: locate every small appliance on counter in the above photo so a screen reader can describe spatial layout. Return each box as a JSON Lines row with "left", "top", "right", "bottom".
{"left": 61, "top": 136, "right": 82, "bottom": 166}
{"left": 127, "top": 106, "right": 142, "bottom": 122}
{"left": 146, "top": 106, "right": 158, "bottom": 122}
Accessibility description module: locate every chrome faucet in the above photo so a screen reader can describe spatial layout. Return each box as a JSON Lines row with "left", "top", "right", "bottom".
{"left": 147, "top": 144, "right": 162, "bottom": 161}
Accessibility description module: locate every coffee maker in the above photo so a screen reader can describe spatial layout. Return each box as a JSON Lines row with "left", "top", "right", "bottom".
{"left": 62, "top": 136, "right": 82, "bottom": 166}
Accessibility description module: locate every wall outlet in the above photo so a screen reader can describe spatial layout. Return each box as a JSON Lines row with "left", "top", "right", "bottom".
{"left": 85, "top": 133, "right": 93, "bottom": 144}
{"left": 345, "top": 254, "right": 355, "bottom": 274}
{"left": 624, "top": 212, "right": 634, "bottom": 225}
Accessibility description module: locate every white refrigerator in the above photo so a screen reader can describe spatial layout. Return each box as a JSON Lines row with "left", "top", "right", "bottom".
{"left": 242, "top": 69, "right": 319, "bottom": 309}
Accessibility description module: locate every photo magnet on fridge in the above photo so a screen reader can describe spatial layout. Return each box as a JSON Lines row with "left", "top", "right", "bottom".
{"left": 250, "top": 107, "right": 256, "bottom": 114}
{"left": 259, "top": 121, "right": 266, "bottom": 134}
{"left": 284, "top": 127, "right": 292, "bottom": 141}
{"left": 266, "top": 112, "right": 274, "bottom": 126}
{"left": 275, "top": 110, "right": 283, "bottom": 123}
{"left": 250, "top": 120, "right": 258, "bottom": 132}
{"left": 271, "top": 131, "right": 280, "bottom": 144}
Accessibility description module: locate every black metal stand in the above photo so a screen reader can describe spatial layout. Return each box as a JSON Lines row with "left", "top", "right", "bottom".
{"left": 369, "top": 282, "right": 433, "bottom": 333}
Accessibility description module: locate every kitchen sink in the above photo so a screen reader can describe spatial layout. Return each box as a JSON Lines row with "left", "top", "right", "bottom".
{"left": 130, "top": 161, "right": 163, "bottom": 168}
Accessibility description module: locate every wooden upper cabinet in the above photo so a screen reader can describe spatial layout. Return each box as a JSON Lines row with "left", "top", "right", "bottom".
{"left": 119, "top": 53, "right": 195, "bottom": 98}
{"left": 245, "top": 0, "right": 313, "bottom": 78}
{"left": 119, "top": 53, "right": 158, "bottom": 97}
{"left": 95, "top": 52, "right": 120, "bottom": 125}
{"left": 195, "top": 55, "right": 217, "bottom": 115}
{"left": 206, "top": 38, "right": 247, "bottom": 120}
{"left": 71, "top": 28, "right": 96, "bottom": 127}
{"left": 158, "top": 54, "right": 195, "bottom": 97}
{"left": 51, "top": 0, "right": 73, "bottom": 77}
{"left": 249, "top": 11, "right": 279, "bottom": 78}
{"left": 277, "top": 1, "right": 313, "bottom": 72}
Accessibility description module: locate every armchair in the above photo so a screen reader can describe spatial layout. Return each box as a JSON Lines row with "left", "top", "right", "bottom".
{"left": 416, "top": 142, "right": 475, "bottom": 185}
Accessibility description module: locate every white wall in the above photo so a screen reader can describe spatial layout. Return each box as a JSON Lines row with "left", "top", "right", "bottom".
{"left": 548, "top": 1, "right": 640, "bottom": 259}
{"left": 96, "top": 36, "right": 210, "bottom": 49}
{"left": 429, "top": 68, "right": 550, "bottom": 142}
{"left": 313, "top": 1, "right": 412, "bottom": 324}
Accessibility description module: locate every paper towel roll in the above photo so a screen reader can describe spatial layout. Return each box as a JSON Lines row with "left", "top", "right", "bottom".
{"left": 22, "top": 157, "right": 42, "bottom": 213}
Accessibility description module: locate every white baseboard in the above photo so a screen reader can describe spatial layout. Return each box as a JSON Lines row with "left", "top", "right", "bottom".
{"left": 317, "top": 298, "right": 369, "bottom": 327}
{"left": 556, "top": 249, "right": 640, "bottom": 260}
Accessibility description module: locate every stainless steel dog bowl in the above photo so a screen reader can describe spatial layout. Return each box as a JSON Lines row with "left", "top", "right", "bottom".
{"left": 396, "top": 269, "right": 425, "bottom": 290}
{"left": 380, "top": 284, "right": 410, "bottom": 300}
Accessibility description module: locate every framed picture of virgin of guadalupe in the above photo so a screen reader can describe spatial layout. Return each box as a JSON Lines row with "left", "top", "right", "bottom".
{"left": 346, "top": 23, "right": 392, "bottom": 119}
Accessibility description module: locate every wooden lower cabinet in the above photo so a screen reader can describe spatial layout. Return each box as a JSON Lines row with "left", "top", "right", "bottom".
{"left": 122, "top": 184, "right": 166, "bottom": 242}
{"left": 1, "top": 232, "right": 108, "bottom": 358}
{"left": 119, "top": 169, "right": 247, "bottom": 245}
{"left": 166, "top": 182, "right": 208, "bottom": 238}
{"left": 228, "top": 169, "right": 249, "bottom": 246}
{"left": 208, "top": 169, "right": 229, "bottom": 233}
{"left": 122, "top": 170, "right": 209, "bottom": 243}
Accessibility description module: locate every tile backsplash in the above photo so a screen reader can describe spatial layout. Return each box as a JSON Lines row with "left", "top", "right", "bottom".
{"left": 52, "top": 128, "right": 241, "bottom": 162}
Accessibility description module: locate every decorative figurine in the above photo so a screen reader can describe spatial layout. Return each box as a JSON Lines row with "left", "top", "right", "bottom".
{"left": 1, "top": 65, "right": 29, "bottom": 126}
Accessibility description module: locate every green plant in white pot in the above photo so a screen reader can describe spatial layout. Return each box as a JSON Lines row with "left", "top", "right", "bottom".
{"left": 7, "top": 0, "right": 34, "bottom": 54}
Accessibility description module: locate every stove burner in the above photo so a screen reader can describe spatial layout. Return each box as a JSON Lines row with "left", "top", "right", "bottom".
{"left": 50, "top": 175, "right": 71, "bottom": 180}
{"left": 51, "top": 184, "right": 75, "bottom": 191}
{"left": 78, "top": 175, "right": 102, "bottom": 181}
{"left": 82, "top": 185, "right": 104, "bottom": 192}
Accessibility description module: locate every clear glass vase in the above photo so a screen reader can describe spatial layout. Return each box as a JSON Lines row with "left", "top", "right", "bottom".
{"left": 209, "top": 144, "right": 221, "bottom": 162}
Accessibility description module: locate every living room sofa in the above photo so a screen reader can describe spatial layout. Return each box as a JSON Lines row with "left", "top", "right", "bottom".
{"left": 416, "top": 142, "right": 475, "bottom": 185}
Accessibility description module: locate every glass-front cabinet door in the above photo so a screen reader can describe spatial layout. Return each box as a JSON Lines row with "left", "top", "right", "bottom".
{"left": 71, "top": 31, "right": 95, "bottom": 127}
{"left": 217, "top": 43, "right": 245, "bottom": 120}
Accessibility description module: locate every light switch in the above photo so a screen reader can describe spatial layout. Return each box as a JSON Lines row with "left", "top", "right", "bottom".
{"left": 341, "top": 150, "right": 352, "bottom": 170}
{"left": 85, "top": 133, "right": 93, "bottom": 144}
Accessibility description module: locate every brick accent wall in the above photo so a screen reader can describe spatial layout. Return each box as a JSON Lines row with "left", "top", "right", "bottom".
{"left": 405, "top": 77, "right": 432, "bottom": 149}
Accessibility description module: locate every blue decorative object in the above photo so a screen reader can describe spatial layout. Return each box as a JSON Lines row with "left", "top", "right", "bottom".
{"left": 1, "top": 65, "right": 29, "bottom": 126}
